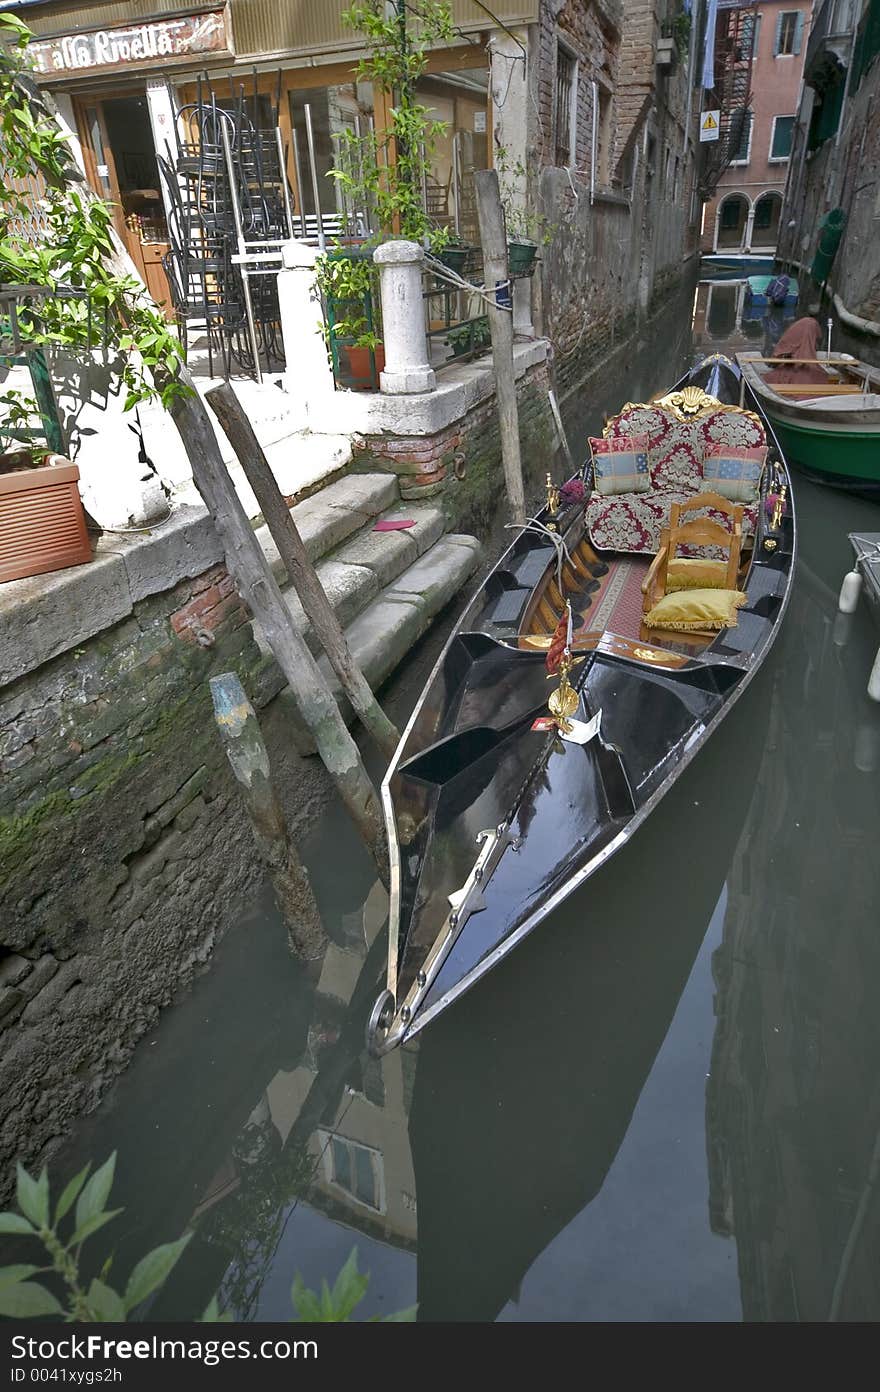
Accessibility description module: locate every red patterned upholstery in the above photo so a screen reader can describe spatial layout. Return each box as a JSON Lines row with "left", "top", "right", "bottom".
{"left": 586, "top": 403, "right": 765, "bottom": 555}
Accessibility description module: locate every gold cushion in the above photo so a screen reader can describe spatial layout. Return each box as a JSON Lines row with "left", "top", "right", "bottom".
{"left": 644, "top": 588, "right": 748, "bottom": 632}
{"left": 665, "top": 558, "right": 729, "bottom": 592}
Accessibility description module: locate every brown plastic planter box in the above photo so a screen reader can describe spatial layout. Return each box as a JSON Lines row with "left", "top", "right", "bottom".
{"left": 0, "top": 453, "right": 92, "bottom": 584}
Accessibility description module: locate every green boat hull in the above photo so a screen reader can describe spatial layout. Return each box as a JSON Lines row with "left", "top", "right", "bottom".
{"left": 764, "top": 413, "right": 880, "bottom": 493}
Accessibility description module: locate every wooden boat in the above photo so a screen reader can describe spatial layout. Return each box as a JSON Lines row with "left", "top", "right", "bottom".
{"left": 700, "top": 253, "right": 776, "bottom": 278}
{"left": 367, "top": 356, "right": 796, "bottom": 1056}
{"left": 738, "top": 350, "right": 880, "bottom": 496}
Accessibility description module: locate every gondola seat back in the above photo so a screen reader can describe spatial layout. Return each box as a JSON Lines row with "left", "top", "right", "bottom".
{"left": 585, "top": 400, "right": 765, "bottom": 556}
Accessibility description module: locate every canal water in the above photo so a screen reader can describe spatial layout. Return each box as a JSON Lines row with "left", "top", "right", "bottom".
{"left": 25, "top": 275, "right": 880, "bottom": 1322}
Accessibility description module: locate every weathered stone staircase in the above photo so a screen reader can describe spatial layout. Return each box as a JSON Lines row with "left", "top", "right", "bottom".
{"left": 163, "top": 379, "right": 482, "bottom": 724}
{"left": 252, "top": 469, "right": 481, "bottom": 712}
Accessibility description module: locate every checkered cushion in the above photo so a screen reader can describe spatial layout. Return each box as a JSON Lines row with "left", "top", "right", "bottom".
{"left": 589, "top": 434, "right": 650, "bottom": 495}
{"left": 702, "top": 445, "right": 768, "bottom": 504}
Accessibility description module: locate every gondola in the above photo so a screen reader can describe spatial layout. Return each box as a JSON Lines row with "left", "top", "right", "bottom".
{"left": 367, "top": 354, "right": 796, "bottom": 1055}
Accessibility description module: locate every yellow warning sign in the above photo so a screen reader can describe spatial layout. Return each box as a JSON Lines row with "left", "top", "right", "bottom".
{"left": 700, "top": 110, "right": 720, "bottom": 142}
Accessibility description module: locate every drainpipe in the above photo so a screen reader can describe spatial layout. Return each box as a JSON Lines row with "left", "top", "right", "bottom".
{"left": 830, "top": 24, "right": 860, "bottom": 208}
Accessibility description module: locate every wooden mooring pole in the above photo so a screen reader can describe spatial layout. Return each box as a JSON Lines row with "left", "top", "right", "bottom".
{"left": 474, "top": 168, "right": 526, "bottom": 526}
{"left": 205, "top": 381, "right": 400, "bottom": 760}
{"left": 168, "top": 379, "right": 389, "bottom": 885}
{"left": 209, "top": 672, "right": 326, "bottom": 958}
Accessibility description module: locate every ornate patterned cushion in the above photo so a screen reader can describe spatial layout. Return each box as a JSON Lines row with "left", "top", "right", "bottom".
{"left": 700, "top": 407, "right": 766, "bottom": 453}
{"left": 585, "top": 489, "right": 758, "bottom": 557}
{"left": 592, "top": 401, "right": 764, "bottom": 557}
{"left": 607, "top": 405, "right": 703, "bottom": 491}
{"left": 589, "top": 434, "right": 650, "bottom": 494}
{"left": 702, "top": 445, "right": 768, "bottom": 504}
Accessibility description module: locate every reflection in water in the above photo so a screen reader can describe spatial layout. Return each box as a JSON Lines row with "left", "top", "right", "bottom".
{"left": 21, "top": 283, "right": 880, "bottom": 1322}
{"left": 707, "top": 548, "right": 880, "bottom": 1322}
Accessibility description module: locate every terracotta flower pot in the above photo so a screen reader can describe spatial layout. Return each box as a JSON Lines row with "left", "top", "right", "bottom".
{"left": 0, "top": 452, "right": 92, "bottom": 584}
{"left": 344, "top": 344, "right": 385, "bottom": 389}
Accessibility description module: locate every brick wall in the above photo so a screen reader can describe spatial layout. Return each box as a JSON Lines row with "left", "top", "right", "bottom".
{"left": 530, "top": 0, "right": 698, "bottom": 385}
{"left": 354, "top": 360, "right": 557, "bottom": 535}
{"left": 0, "top": 562, "right": 327, "bottom": 1195}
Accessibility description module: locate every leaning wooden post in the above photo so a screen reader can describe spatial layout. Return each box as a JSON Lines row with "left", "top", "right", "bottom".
{"left": 205, "top": 381, "right": 400, "bottom": 760}
{"left": 167, "top": 377, "right": 389, "bottom": 884}
{"left": 209, "top": 672, "right": 327, "bottom": 958}
{"left": 474, "top": 168, "right": 526, "bottom": 525}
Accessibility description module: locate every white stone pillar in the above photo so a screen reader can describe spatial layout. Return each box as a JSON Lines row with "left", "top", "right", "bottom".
{"left": 145, "top": 79, "right": 180, "bottom": 233}
{"left": 743, "top": 203, "right": 756, "bottom": 253}
{"left": 278, "top": 239, "right": 336, "bottom": 417}
{"left": 373, "top": 240, "right": 436, "bottom": 395}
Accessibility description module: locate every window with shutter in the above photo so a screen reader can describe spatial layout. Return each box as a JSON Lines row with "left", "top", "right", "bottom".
{"left": 775, "top": 11, "right": 803, "bottom": 55}
{"left": 770, "top": 115, "right": 795, "bottom": 160}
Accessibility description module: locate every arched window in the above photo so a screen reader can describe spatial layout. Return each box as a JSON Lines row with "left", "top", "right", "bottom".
{"left": 716, "top": 193, "right": 750, "bottom": 249}
{"left": 752, "top": 192, "right": 782, "bottom": 248}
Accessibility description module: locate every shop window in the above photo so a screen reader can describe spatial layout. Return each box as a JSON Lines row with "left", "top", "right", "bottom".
{"left": 553, "top": 43, "right": 576, "bottom": 166}
{"left": 415, "top": 67, "right": 489, "bottom": 245}
{"left": 769, "top": 115, "right": 795, "bottom": 161}
{"left": 774, "top": 11, "right": 805, "bottom": 56}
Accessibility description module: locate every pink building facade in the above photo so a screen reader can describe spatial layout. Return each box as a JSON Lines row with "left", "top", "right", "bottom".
{"left": 702, "top": 0, "right": 811, "bottom": 254}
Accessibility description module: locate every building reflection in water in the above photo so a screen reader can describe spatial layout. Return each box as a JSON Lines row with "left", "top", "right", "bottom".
{"left": 706, "top": 556, "right": 880, "bottom": 1321}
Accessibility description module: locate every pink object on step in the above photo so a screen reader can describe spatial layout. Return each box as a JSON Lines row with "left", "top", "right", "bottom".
{"left": 373, "top": 518, "right": 416, "bottom": 531}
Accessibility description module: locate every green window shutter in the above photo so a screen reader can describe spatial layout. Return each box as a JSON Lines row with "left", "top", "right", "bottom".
{"left": 793, "top": 11, "right": 805, "bottom": 54}
{"left": 773, "top": 11, "right": 784, "bottom": 54}
{"left": 771, "top": 116, "right": 795, "bottom": 158}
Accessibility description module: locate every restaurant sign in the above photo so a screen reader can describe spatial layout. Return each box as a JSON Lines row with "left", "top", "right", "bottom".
{"left": 29, "top": 11, "right": 230, "bottom": 77}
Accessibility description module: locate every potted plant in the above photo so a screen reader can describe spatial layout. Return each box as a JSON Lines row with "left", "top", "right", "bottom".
{"left": 495, "top": 146, "right": 555, "bottom": 277}
{"left": 314, "top": 246, "right": 385, "bottom": 390}
{"left": 436, "top": 232, "right": 472, "bottom": 276}
{"left": 0, "top": 394, "right": 91, "bottom": 582}
{"left": 445, "top": 315, "right": 490, "bottom": 359}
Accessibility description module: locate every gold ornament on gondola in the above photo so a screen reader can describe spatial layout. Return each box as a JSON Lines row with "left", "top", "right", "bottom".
{"left": 545, "top": 603, "right": 583, "bottom": 732}
{"left": 545, "top": 472, "right": 561, "bottom": 516}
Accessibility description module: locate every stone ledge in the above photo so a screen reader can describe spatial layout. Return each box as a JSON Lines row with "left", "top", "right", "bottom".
{"left": 0, "top": 547, "right": 132, "bottom": 689}
{"left": 306, "top": 339, "right": 550, "bottom": 438}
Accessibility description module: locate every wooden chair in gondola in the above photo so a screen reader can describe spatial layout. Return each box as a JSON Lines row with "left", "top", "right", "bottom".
{"left": 640, "top": 492, "right": 745, "bottom": 648}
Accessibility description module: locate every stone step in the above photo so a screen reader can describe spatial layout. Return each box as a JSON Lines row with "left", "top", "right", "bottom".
{"left": 253, "top": 495, "right": 446, "bottom": 661}
{"left": 172, "top": 429, "right": 354, "bottom": 520}
{"left": 255, "top": 472, "right": 401, "bottom": 577}
{"left": 274, "top": 534, "right": 482, "bottom": 747}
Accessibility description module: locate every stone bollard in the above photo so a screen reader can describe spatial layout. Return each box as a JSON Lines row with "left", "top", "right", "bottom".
{"left": 278, "top": 239, "right": 336, "bottom": 416}
{"left": 373, "top": 240, "right": 437, "bottom": 395}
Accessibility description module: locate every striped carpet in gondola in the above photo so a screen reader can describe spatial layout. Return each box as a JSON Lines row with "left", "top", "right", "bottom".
{"left": 576, "top": 556, "right": 649, "bottom": 641}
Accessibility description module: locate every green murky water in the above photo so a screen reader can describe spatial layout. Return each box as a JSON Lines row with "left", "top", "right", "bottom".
{"left": 31, "top": 279, "right": 880, "bottom": 1322}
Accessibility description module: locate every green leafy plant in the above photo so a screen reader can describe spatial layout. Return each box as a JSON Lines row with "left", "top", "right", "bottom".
{"left": 314, "top": 248, "right": 381, "bottom": 351}
{"left": 0, "top": 390, "right": 49, "bottom": 458}
{"left": 0, "top": 13, "right": 189, "bottom": 428}
{"left": 0, "top": 1153, "right": 189, "bottom": 1321}
{"left": 330, "top": 1, "right": 455, "bottom": 245}
{"left": 0, "top": 1154, "right": 415, "bottom": 1322}
{"left": 494, "top": 145, "right": 556, "bottom": 247}
{"left": 446, "top": 315, "right": 490, "bottom": 356}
